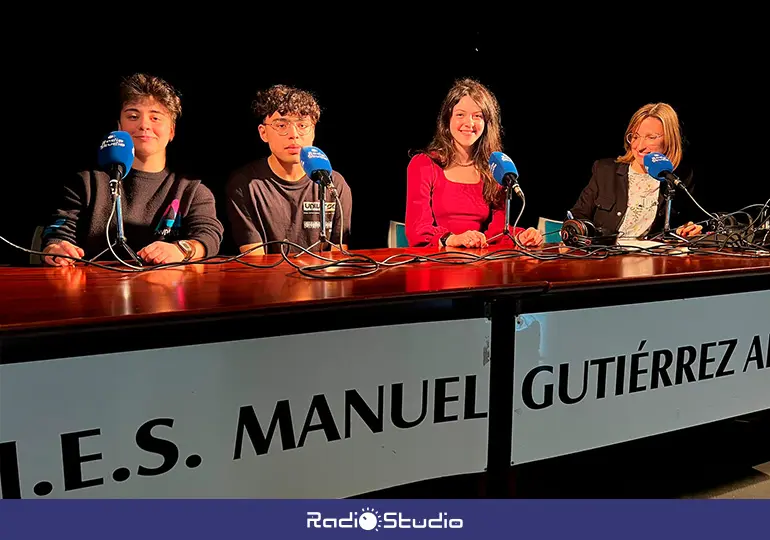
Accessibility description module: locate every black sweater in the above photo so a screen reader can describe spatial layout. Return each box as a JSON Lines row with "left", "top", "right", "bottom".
{"left": 42, "top": 168, "right": 223, "bottom": 259}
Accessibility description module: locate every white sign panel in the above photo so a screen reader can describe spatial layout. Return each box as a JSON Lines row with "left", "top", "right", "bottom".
{"left": 513, "top": 290, "right": 770, "bottom": 464}
{"left": 0, "top": 319, "right": 491, "bottom": 498}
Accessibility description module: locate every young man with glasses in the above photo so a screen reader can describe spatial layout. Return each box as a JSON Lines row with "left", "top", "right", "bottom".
{"left": 226, "top": 85, "right": 352, "bottom": 254}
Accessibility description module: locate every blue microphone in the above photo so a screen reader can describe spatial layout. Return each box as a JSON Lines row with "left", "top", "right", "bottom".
{"left": 489, "top": 151, "right": 523, "bottom": 199}
{"left": 644, "top": 152, "right": 683, "bottom": 187}
{"left": 98, "top": 131, "right": 135, "bottom": 181}
{"left": 300, "top": 146, "right": 334, "bottom": 187}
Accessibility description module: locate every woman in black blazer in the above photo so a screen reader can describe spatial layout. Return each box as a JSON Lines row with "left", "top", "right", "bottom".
{"left": 569, "top": 102, "right": 702, "bottom": 239}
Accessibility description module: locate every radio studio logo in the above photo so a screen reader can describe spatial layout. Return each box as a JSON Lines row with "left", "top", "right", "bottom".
{"left": 306, "top": 506, "right": 464, "bottom": 531}
{"left": 307, "top": 147, "right": 329, "bottom": 162}
{"left": 100, "top": 133, "right": 125, "bottom": 150}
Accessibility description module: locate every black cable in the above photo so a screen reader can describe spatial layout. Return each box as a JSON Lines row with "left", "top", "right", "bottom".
{"left": 4, "top": 194, "right": 769, "bottom": 280}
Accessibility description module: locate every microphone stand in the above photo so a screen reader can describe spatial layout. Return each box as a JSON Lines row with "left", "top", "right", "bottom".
{"left": 486, "top": 182, "right": 520, "bottom": 245}
{"left": 650, "top": 179, "right": 687, "bottom": 243}
{"left": 302, "top": 181, "right": 330, "bottom": 255}
{"left": 91, "top": 176, "right": 143, "bottom": 266}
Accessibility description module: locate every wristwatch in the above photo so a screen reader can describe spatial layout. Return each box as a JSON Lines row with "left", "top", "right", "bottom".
{"left": 439, "top": 232, "right": 452, "bottom": 247}
{"left": 175, "top": 240, "right": 195, "bottom": 262}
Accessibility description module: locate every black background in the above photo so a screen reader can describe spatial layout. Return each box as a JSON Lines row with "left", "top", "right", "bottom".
{"left": 2, "top": 18, "right": 766, "bottom": 264}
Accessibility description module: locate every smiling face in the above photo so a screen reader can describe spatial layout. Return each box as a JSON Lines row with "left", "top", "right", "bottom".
{"left": 628, "top": 116, "right": 665, "bottom": 171}
{"left": 449, "top": 95, "right": 485, "bottom": 152}
{"left": 118, "top": 97, "right": 175, "bottom": 162}
{"left": 619, "top": 103, "right": 683, "bottom": 171}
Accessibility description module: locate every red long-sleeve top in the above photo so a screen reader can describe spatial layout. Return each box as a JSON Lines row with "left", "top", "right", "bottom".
{"left": 405, "top": 153, "right": 524, "bottom": 247}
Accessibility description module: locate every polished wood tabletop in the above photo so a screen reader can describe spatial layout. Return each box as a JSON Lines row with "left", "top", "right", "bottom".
{"left": 1, "top": 246, "right": 769, "bottom": 331}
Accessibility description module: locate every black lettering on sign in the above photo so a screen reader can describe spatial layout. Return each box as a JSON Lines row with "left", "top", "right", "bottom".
{"left": 615, "top": 355, "right": 626, "bottom": 396}
{"left": 136, "top": 418, "right": 179, "bottom": 477}
{"left": 344, "top": 387, "right": 384, "bottom": 438}
{"left": 675, "top": 345, "right": 697, "bottom": 384}
{"left": 233, "top": 377, "right": 489, "bottom": 458}
{"left": 558, "top": 361, "right": 589, "bottom": 405}
{"left": 630, "top": 341, "right": 649, "bottom": 394}
{"left": 233, "top": 401, "right": 296, "bottom": 458}
{"left": 391, "top": 380, "right": 428, "bottom": 429}
{"left": 297, "top": 395, "right": 342, "bottom": 448}
{"left": 715, "top": 339, "right": 737, "bottom": 378}
{"left": 0, "top": 441, "right": 21, "bottom": 499}
{"left": 464, "top": 375, "right": 488, "bottom": 419}
{"left": 589, "top": 357, "right": 614, "bottom": 399}
{"left": 61, "top": 429, "right": 103, "bottom": 491}
{"left": 434, "top": 377, "right": 460, "bottom": 423}
{"left": 764, "top": 334, "right": 769, "bottom": 369}
{"left": 521, "top": 365, "right": 553, "bottom": 410}
{"left": 650, "top": 348, "right": 674, "bottom": 389}
{"left": 698, "top": 342, "right": 717, "bottom": 381}
{"left": 743, "top": 335, "right": 766, "bottom": 372}
{"left": 517, "top": 334, "right": 760, "bottom": 412}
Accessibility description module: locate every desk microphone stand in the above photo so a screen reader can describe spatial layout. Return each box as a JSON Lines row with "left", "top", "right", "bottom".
{"left": 302, "top": 181, "right": 330, "bottom": 255}
{"left": 651, "top": 180, "right": 687, "bottom": 243}
{"left": 91, "top": 177, "right": 143, "bottom": 266}
{"left": 487, "top": 183, "right": 521, "bottom": 245}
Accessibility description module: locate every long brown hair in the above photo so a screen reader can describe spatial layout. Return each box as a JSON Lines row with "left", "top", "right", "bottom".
{"left": 420, "top": 78, "right": 504, "bottom": 207}
{"left": 617, "top": 102, "right": 683, "bottom": 169}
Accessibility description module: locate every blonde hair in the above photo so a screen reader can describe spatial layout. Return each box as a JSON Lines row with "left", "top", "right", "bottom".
{"left": 617, "top": 102, "right": 683, "bottom": 169}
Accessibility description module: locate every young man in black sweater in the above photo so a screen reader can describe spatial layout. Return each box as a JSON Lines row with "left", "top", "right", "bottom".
{"left": 42, "top": 73, "right": 223, "bottom": 266}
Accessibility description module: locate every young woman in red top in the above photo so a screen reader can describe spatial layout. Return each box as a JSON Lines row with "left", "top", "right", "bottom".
{"left": 405, "top": 78, "right": 543, "bottom": 249}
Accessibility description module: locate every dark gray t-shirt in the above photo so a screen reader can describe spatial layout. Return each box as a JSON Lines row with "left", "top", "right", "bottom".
{"left": 226, "top": 158, "right": 352, "bottom": 253}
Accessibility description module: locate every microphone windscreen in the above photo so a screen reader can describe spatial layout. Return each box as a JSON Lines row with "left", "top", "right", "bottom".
{"left": 644, "top": 152, "right": 674, "bottom": 182}
{"left": 97, "top": 131, "right": 135, "bottom": 179}
{"left": 489, "top": 151, "right": 519, "bottom": 186}
{"left": 300, "top": 146, "right": 333, "bottom": 183}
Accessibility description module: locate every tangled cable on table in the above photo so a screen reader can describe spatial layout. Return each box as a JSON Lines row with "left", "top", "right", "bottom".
{"left": 2, "top": 198, "right": 768, "bottom": 280}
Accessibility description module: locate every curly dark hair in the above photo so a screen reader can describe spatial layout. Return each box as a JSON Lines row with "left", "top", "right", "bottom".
{"left": 119, "top": 73, "right": 182, "bottom": 123}
{"left": 252, "top": 84, "right": 321, "bottom": 124}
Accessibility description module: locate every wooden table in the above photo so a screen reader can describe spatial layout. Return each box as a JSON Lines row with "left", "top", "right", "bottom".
{"left": 1, "top": 247, "right": 769, "bottom": 498}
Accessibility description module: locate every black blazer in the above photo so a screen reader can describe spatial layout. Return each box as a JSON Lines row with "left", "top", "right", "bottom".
{"left": 569, "top": 158, "right": 694, "bottom": 236}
